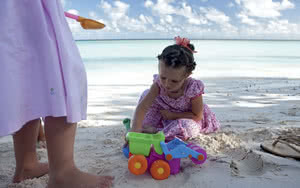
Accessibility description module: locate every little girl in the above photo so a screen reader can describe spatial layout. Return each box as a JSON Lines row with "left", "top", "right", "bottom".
{"left": 131, "top": 36, "right": 220, "bottom": 141}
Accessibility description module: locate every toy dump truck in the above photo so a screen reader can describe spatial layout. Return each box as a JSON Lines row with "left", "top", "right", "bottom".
{"left": 123, "top": 118, "right": 207, "bottom": 180}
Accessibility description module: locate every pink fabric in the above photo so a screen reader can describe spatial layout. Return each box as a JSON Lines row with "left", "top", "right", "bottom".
{"left": 0, "top": 0, "right": 87, "bottom": 136}
{"left": 139, "top": 74, "right": 220, "bottom": 141}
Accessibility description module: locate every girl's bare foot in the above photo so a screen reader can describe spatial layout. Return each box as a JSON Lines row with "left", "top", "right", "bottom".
{"left": 13, "top": 162, "right": 49, "bottom": 183}
{"left": 48, "top": 167, "right": 114, "bottom": 188}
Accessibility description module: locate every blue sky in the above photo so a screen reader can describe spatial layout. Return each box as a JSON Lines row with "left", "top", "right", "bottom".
{"left": 62, "top": 0, "right": 300, "bottom": 40}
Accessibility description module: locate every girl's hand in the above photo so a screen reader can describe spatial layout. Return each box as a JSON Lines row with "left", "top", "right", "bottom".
{"left": 124, "top": 126, "right": 146, "bottom": 148}
{"left": 160, "top": 110, "right": 176, "bottom": 120}
{"left": 142, "top": 126, "right": 157, "bottom": 134}
{"left": 123, "top": 126, "right": 142, "bottom": 145}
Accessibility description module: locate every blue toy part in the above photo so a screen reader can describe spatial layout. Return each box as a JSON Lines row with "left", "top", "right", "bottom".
{"left": 123, "top": 145, "right": 130, "bottom": 158}
{"left": 160, "top": 138, "right": 206, "bottom": 163}
{"left": 164, "top": 137, "right": 187, "bottom": 150}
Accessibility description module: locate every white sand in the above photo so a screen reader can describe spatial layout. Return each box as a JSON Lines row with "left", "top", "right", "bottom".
{"left": 1, "top": 77, "right": 300, "bottom": 188}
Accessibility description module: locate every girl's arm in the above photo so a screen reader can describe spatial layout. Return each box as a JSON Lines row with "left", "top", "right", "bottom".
{"left": 190, "top": 95, "right": 204, "bottom": 121}
{"left": 161, "top": 95, "right": 204, "bottom": 121}
{"left": 131, "top": 83, "right": 159, "bottom": 132}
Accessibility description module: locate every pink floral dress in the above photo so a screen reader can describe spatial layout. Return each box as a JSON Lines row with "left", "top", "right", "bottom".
{"left": 139, "top": 74, "right": 220, "bottom": 141}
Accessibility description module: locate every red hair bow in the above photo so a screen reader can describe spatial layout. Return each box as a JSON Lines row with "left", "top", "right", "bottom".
{"left": 174, "top": 36, "right": 197, "bottom": 53}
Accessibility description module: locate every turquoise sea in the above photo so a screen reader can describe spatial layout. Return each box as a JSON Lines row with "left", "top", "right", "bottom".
{"left": 76, "top": 40, "right": 300, "bottom": 85}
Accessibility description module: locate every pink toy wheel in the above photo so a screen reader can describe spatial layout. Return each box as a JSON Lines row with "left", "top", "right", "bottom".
{"left": 187, "top": 143, "right": 207, "bottom": 164}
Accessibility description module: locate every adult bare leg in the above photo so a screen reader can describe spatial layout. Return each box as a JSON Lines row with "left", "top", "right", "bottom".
{"left": 37, "top": 120, "right": 46, "bottom": 142}
{"left": 37, "top": 119, "right": 47, "bottom": 148}
{"left": 12, "top": 119, "right": 49, "bottom": 183}
{"left": 45, "top": 116, "right": 113, "bottom": 188}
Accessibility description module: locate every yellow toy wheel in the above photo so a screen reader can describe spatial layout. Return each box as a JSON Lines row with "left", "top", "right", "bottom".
{"left": 150, "top": 160, "right": 170, "bottom": 180}
{"left": 128, "top": 155, "right": 148, "bottom": 175}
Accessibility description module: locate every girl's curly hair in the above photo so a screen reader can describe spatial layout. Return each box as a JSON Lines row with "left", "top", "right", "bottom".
{"left": 157, "top": 43, "right": 196, "bottom": 73}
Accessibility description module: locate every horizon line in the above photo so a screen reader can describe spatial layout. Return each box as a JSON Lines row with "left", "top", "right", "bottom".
{"left": 75, "top": 38, "right": 300, "bottom": 42}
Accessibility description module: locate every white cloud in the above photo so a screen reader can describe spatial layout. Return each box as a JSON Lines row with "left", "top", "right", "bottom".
{"left": 100, "top": 0, "right": 129, "bottom": 21}
{"left": 233, "top": 0, "right": 299, "bottom": 38}
{"left": 165, "top": 15, "right": 173, "bottom": 23}
{"left": 199, "top": 7, "right": 238, "bottom": 34}
{"left": 143, "top": 0, "right": 178, "bottom": 32}
{"left": 139, "top": 14, "right": 154, "bottom": 25}
{"left": 235, "top": 0, "right": 295, "bottom": 18}
{"left": 149, "top": 0, "right": 177, "bottom": 15}
{"left": 144, "top": 0, "right": 154, "bottom": 8}
{"left": 236, "top": 18, "right": 300, "bottom": 39}
{"left": 200, "top": 7, "right": 230, "bottom": 25}
{"left": 143, "top": 0, "right": 237, "bottom": 35}
{"left": 281, "top": 0, "right": 295, "bottom": 9}
{"left": 98, "top": 0, "right": 148, "bottom": 32}
{"left": 67, "top": 9, "right": 79, "bottom": 15}
{"left": 267, "top": 19, "right": 298, "bottom": 34}
{"left": 228, "top": 2, "right": 235, "bottom": 7}
{"left": 179, "top": 3, "right": 207, "bottom": 25}
{"left": 154, "top": 24, "right": 168, "bottom": 32}
{"left": 88, "top": 11, "right": 97, "bottom": 18}
{"left": 144, "top": 1, "right": 208, "bottom": 26}
{"left": 237, "top": 12, "right": 258, "bottom": 26}
{"left": 64, "top": 0, "right": 299, "bottom": 39}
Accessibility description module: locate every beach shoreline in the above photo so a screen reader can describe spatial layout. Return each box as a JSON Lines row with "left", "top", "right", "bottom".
{"left": 1, "top": 77, "right": 300, "bottom": 188}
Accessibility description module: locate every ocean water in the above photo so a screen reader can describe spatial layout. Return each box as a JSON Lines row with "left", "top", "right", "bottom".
{"left": 76, "top": 39, "right": 300, "bottom": 85}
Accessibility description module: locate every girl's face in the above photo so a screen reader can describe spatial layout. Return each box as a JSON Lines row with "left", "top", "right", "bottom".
{"left": 158, "top": 60, "right": 190, "bottom": 93}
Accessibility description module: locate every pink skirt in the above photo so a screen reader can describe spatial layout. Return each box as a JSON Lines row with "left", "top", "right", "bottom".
{"left": 0, "top": 0, "right": 87, "bottom": 136}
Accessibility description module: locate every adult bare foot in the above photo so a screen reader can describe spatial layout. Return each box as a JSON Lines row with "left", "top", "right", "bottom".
{"left": 13, "top": 162, "right": 49, "bottom": 183}
{"left": 48, "top": 167, "right": 114, "bottom": 188}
